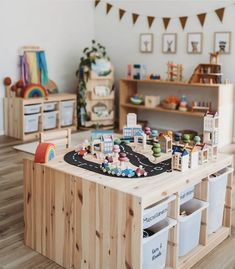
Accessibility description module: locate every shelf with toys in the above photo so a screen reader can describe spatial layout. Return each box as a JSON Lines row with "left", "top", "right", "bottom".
{"left": 119, "top": 79, "right": 233, "bottom": 147}
{"left": 24, "top": 112, "right": 233, "bottom": 269}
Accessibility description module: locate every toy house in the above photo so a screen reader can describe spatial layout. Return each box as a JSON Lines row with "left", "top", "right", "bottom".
{"left": 123, "top": 113, "right": 142, "bottom": 138}
{"left": 187, "top": 145, "right": 199, "bottom": 169}
{"left": 172, "top": 145, "right": 189, "bottom": 172}
{"left": 196, "top": 144, "right": 209, "bottom": 164}
{"left": 91, "top": 130, "right": 114, "bottom": 154}
{"left": 134, "top": 130, "right": 147, "bottom": 149}
{"left": 203, "top": 111, "right": 219, "bottom": 159}
{"left": 159, "top": 134, "right": 172, "bottom": 153}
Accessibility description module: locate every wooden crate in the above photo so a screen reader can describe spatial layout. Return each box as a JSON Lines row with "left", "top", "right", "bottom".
{"left": 24, "top": 152, "right": 233, "bottom": 269}
{"left": 4, "top": 93, "right": 77, "bottom": 141}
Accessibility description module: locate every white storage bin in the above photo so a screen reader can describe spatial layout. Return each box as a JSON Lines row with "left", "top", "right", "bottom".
{"left": 24, "top": 104, "right": 41, "bottom": 115}
{"left": 60, "top": 100, "right": 74, "bottom": 126}
{"left": 180, "top": 186, "right": 194, "bottom": 205}
{"left": 143, "top": 218, "right": 177, "bottom": 269}
{"left": 208, "top": 168, "right": 233, "bottom": 234}
{"left": 179, "top": 199, "right": 208, "bottom": 257}
{"left": 143, "top": 195, "right": 176, "bottom": 229}
{"left": 44, "top": 111, "right": 57, "bottom": 130}
{"left": 44, "top": 102, "right": 56, "bottom": 112}
{"left": 24, "top": 114, "right": 40, "bottom": 133}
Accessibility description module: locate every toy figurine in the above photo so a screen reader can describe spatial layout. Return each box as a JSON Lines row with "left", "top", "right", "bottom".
{"left": 178, "top": 95, "right": 188, "bottom": 112}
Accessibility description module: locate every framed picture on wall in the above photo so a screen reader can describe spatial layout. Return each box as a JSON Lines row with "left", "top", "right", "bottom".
{"left": 187, "top": 33, "right": 203, "bottom": 54}
{"left": 162, "top": 33, "right": 177, "bottom": 54}
{"left": 214, "top": 32, "right": 232, "bottom": 54}
{"left": 139, "top": 33, "right": 154, "bottom": 53}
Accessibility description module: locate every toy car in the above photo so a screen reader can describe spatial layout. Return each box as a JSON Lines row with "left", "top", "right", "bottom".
{"left": 111, "top": 167, "right": 122, "bottom": 176}
{"left": 135, "top": 165, "right": 147, "bottom": 177}
{"left": 122, "top": 168, "right": 135, "bottom": 178}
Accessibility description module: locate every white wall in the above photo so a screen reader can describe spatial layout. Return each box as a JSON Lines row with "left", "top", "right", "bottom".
{"left": 94, "top": 0, "right": 235, "bottom": 133}
{"left": 0, "top": 0, "right": 94, "bottom": 135}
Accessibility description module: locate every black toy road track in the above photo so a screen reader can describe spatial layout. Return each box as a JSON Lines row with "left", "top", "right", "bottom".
{"left": 64, "top": 143, "right": 172, "bottom": 178}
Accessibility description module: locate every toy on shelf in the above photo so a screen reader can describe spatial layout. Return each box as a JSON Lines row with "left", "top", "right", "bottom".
{"left": 145, "top": 95, "right": 160, "bottom": 108}
{"left": 203, "top": 111, "right": 219, "bottom": 159}
{"left": 189, "top": 53, "right": 222, "bottom": 84}
{"left": 159, "top": 133, "right": 172, "bottom": 153}
{"left": 172, "top": 145, "right": 189, "bottom": 172}
{"left": 127, "top": 64, "right": 132, "bottom": 79}
{"left": 161, "top": 96, "right": 180, "bottom": 110}
{"left": 133, "top": 64, "right": 141, "bottom": 80}
{"left": 148, "top": 74, "right": 161, "bottom": 80}
{"left": 130, "top": 94, "right": 144, "bottom": 105}
{"left": 167, "top": 62, "right": 183, "bottom": 82}
{"left": 178, "top": 95, "right": 188, "bottom": 112}
{"left": 152, "top": 142, "right": 161, "bottom": 161}
{"left": 22, "top": 84, "right": 47, "bottom": 99}
{"left": 191, "top": 101, "right": 212, "bottom": 113}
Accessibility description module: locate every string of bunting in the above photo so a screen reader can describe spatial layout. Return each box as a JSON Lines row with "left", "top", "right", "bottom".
{"left": 94, "top": 0, "right": 235, "bottom": 29}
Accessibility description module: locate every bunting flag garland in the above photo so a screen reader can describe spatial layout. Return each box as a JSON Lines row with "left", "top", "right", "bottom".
{"left": 94, "top": 0, "right": 100, "bottom": 7}
{"left": 215, "top": 7, "right": 225, "bottom": 22}
{"left": 147, "top": 16, "right": 155, "bottom": 28}
{"left": 119, "top": 9, "right": 126, "bottom": 20}
{"left": 132, "top": 13, "right": 139, "bottom": 25}
{"left": 94, "top": 0, "right": 231, "bottom": 30}
{"left": 163, "top": 17, "right": 171, "bottom": 30}
{"left": 106, "top": 3, "right": 113, "bottom": 14}
{"left": 197, "top": 13, "right": 207, "bottom": 26}
{"left": 179, "top": 16, "right": 188, "bottom": 30}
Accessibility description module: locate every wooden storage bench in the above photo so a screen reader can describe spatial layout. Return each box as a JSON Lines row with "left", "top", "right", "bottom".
{"left": 23, "top": 153, "right": 233, "bottom": 269}
{"left": 4, "top": 93, "right": 77, "bottom": 141}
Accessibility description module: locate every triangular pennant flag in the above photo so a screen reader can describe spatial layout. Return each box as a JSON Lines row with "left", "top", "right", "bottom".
{"left": 94, "top": 0, "right": 101, "bottom": 7}
{"left": 106, "top": 3, "right": 113, "bottom": 15}
{"left": 215, "top": 7, "right": 225, "bottom": 22}
{"left": 197, "top": 13, "right": 207, "bottom": 26}
{"left": 163, "top": 17, "right": 171, "bottom": 30}
{"left": 179, "top": 16, "right": 188, "bottom": 30}
{"left": 132, "top": 13, "right": 139, "bottom": 25}
{"left": 119, "top": 9, "right": 126, "bottom": 20}
{"left": 147, "top": 16, "right": 155, "bottom": 28}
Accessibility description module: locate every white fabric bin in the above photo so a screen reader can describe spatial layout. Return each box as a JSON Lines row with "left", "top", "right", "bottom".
{"left": 179, "top": 199, "right": 208, "bottom": 257}
{"left": 44, "top": 102, "right": 56, "bottom": 111}
{"left": 60, "top": 101, "right": 74, "bottom": 126}
{"left": 24, "top": 104, "right": 41, "bottom": 114}
{"left": 24, "top": 114, "right": 40, "bottom": 133}
{"left": 44, "top": 111, "right": 57, "bottom": 130}
{"left": 208, "top": 168, "right": 233, "bottom": 234}
{"left": 180, "top": 186, "right": 194, "bottom": 205}
{"left": 143, "top": 195, "right": 176, "bottom": 229}
{"left": 143, "top": 218, "right": 177, "bottom": 269}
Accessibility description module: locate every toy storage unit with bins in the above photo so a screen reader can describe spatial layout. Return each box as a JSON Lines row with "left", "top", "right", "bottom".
{"left": 119, "top": 79, "right": 234, "bottom": 147}
{"left": 23, "top": 152, "right": 233, "bottom": 269}
{"left": 4, "top": 93, "right": 77, "bottom": 141}
{"left": 83, "top": 67, "right": 115, "bottom": 128}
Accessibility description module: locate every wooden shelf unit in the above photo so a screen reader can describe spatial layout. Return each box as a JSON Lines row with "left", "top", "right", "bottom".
{"left": 23, "top": 152, "right": 233, "bottom": 269}
{"left": 119, "top": 79, "right": 234, "bottom": 147}
{"left": 4, "top": 93, "right": 77, "bottom": 141}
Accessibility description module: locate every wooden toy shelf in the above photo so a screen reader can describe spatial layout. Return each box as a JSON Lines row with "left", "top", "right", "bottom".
{"left": 4, "top": 93, "right": 77, "bottom": 141}
{"left": 119, "top": 79, "right": 234, "bottom": 147}
{"left": 23, "top": 152, "right": 233, "bottom": 269}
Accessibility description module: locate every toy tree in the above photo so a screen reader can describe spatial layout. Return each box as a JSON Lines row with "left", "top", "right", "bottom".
{"left": 113, "top": 145, "right": 120, "bottom": 158}
{"left": 114, "top": 138, "right": 121, "bottom": 145}
{"left": 174, "top": 132, "right": 182, "bottom": 144}
{"left": 152, "top": 130, "right": 158, "bottom": 140}
{"left": 118, "top": 152, "right": 128, "bottom": 168}
{"left": 194, "top": 135, "right": 201, "bottom": 145}
{"left": 144, "top": 127, "right": 151, "bottom": 137}
{"left": 152, "top": 142, "right": 161, "bottom": 161}
{"left": 182, "top": 134, "right": 190, "bottom": 145}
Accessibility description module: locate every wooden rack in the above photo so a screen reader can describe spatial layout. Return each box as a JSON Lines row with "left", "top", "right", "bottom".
{"left": 23, "top": 152, "right": 233, "bottom": 269}
{"left": 4, "top": 93, "right": 77, "bottom": 141}
{"left": 119, "top": 79, "right": 234, "bottom": 147}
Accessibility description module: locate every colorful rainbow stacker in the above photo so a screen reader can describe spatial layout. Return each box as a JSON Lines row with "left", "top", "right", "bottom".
{"left": 23, "top": 83, "right": 47, "bottom": 99}
{"left": 34, "top": 143, "right": 56, "bottom": 163}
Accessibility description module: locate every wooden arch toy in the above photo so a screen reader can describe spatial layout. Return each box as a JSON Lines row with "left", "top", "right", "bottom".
{"left": 34, "top": 143, "right": 56, "bottom": 163}
{"left": 22, "top": 83, "right": 47, "bottom": 99}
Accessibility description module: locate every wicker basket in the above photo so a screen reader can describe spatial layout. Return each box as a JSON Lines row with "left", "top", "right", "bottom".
{"left": 161, "top": 100, "right": 178, "bottom": 110}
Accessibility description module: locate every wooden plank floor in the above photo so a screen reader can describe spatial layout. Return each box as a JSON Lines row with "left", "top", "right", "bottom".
{"left": 0, "top": 135, "right": 234, "bottom": 269}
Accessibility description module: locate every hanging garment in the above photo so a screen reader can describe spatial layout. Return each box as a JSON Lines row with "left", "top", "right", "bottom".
{"left": 36, "top": 51, "right": 49, "bottom": 85}
{"left": 26, "top": 52, "right": 39, "bottom": 84}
